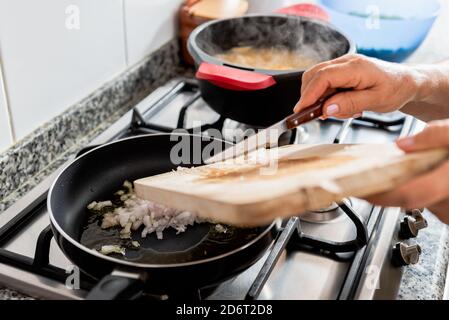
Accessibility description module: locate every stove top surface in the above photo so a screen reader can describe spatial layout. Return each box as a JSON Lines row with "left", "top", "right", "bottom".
{"left": 0, "top": 78, "right": 416, "bottom": 300}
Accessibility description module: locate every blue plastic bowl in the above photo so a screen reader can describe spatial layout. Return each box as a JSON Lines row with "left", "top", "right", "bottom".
{"left": 318, "top": 0, "right": 441, "bottom": 62}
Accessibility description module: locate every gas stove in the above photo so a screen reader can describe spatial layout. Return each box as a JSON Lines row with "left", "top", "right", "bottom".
{"left": 0, "top": 78, "right": 427, "bottom": 300}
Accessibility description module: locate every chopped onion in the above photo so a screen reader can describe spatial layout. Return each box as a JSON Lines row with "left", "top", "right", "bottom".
{"left": 99, "top": 245, "right": 125, "bottom": 256}
{"left": 87, "top": 200, "right": 113, "bottom": 211}
{"left": 215, "top": 224, "right": 227, "bottom": 233}
{"left": 92, "top": 181, "right": 201, "bottom": 240}
{"left": 131, "top": 241, "right": 140, "bottom": 248}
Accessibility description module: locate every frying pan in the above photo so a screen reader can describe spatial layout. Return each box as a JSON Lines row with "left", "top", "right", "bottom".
{"left": 47, "top": 133, "right": 276, "bottom": 299}
{"left": 188, "top": 12, "right": 355, "bottom": 127}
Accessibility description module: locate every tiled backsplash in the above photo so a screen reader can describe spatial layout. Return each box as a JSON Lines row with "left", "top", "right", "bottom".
{"left": 124, "top": 0, "right": 183, "bottom": 66}
{"left": 0, "top": 40, "right": 180, "bottom": 213}
{"left": 246, "top": 0, "right": 311, "bottom": 13}
{"left": 0, "top": 0, "right": 183, "bottom": 148}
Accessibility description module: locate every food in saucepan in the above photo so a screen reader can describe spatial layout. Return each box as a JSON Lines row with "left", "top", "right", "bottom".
{"left": 84, "top": 180, "right": 227, "bottom": 256}
{"left": 215, "top": 46, "right": 318, "bottom": 71}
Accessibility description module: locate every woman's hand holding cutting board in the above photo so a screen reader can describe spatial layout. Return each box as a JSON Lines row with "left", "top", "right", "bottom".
{"left": 366, "top": 121, "right": 449, "bottom": 225}
{"left": 134, "top": 142, "right": 449, "bottom": 227}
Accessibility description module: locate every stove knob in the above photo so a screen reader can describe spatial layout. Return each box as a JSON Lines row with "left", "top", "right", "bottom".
{"left": 406, "top": 208, "right": 425, "bottom": 218}
{"left": 399, "top": 216, "right": 428, "bottom": 239}
{"left": 392, "top": 242, "right": 422, "bottom": 267}
{"left": 399, "top": 209, "right": 428, "bottom": 239}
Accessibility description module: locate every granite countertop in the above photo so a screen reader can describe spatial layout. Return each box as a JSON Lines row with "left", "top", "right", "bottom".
{"left": 398, "top": 211, "right": 449, "bottom": 299}
{"left": 396, "top": 0, "right": 449, "bottom": 300}
{"left": 2, "top": 3, "right": 449, "bottom": 300}
{"left": 0, "top": 40, "right": 181, "bottom": 215}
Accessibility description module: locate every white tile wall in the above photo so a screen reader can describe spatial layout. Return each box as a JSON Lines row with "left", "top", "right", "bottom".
{"left": 247, "top": 0, "right": 313, "bottom": 14}
{"left": 0, "top": 0, "right": 185, "bottom": 143}
{"left": 0, "top": 67, "right": 12, "bottom": 152}
{"left": 408, "top": 0, "right": 449, "bottom": 63}
{"left": 123, "top": 0, "right": 183, "bottom": 66}
{"left": 0, "top": 0, "right": 127, "bottom": 140}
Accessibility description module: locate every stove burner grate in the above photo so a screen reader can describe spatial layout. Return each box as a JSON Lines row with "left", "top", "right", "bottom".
{"left": 0, "top": 79, "right": 413, "bottom": 300}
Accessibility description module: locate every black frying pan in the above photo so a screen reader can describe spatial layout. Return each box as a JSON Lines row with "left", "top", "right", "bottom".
{"left": 188, "top": 14, "right": 355, "bottom": 127}
{"left": 47, "top": 133, "right": 276, "bottom": 299}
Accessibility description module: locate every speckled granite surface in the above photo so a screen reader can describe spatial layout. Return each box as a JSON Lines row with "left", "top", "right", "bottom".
{"left": 2, "top": 3, "right": 449, "bottom": 299}
{"left": 0, "top": 289, "right": 34, "bottom": 300}
{"left": 398, "top": 210, "right": 449, "bottom": 300}
{"left": 0, "top": 40, "right": 180, "bottom": 214}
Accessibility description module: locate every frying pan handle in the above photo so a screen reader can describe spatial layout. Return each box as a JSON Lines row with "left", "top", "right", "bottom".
{"left": 196, "top": 62, "right": 276, "bottom": 91}
{"left": 276, "top": 3, "right": 330, "bottom": 22}
{"left": 86, "top": 273, "right": 144, "bottom": 300}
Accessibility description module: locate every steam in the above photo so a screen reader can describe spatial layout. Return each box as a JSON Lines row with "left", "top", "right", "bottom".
{"left": 194, "top": 15, "right": 350, "bottom": 68}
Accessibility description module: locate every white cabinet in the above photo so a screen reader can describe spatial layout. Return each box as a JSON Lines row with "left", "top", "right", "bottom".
{"left": 123, "top": 0, "right": 183, "bottom": 66}
{"left": 0, "top": 0, "right": 127, "bottom": 140}
{"left": 0, "top": 67, "right": 12, "bottom": 152}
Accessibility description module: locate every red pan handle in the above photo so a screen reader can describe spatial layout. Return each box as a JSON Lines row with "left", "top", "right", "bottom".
{"left": 276, "top": 3, "right": 330, "bottom": 22}
{"left": 196, "top": 63, "right": 276, "bottom": 91}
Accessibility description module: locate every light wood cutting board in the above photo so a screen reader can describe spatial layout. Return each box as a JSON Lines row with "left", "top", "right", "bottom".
{"left": 134, "top": 144, "right": 449, "bottom": 226}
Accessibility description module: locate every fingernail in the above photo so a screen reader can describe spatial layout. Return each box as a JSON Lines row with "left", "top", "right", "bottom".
{"left": 326, "top": 104, "right": 339, "bottom": 116}
{"left": 353, "top": 113, "right": 363, "bottom": 118}
{"left": 397, "top": 137, "right": 415, "bottom": 148}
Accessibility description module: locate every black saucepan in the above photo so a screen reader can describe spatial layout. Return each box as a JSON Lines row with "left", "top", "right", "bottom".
{"left": 47, "top": 133, "right": 276, "bottom": 299}
{"left": 187, "top": 13, "right": 355, "bottom": 127}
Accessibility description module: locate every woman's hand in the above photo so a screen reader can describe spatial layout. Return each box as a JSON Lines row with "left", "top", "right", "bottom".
{"left": 365, "top": 120, "right": 449, "bottom": 225}
{"left": 294, "top": 54, "right": 424, "bottom": 119}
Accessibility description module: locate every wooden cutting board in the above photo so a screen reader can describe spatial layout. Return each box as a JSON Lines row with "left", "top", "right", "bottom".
{"left": 134, "top": 144, "right": 449, "bottom": 226}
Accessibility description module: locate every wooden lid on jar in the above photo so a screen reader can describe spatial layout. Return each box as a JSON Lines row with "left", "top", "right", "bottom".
{"left": 189, "top": 0, "right": 248, "bottom": 19}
